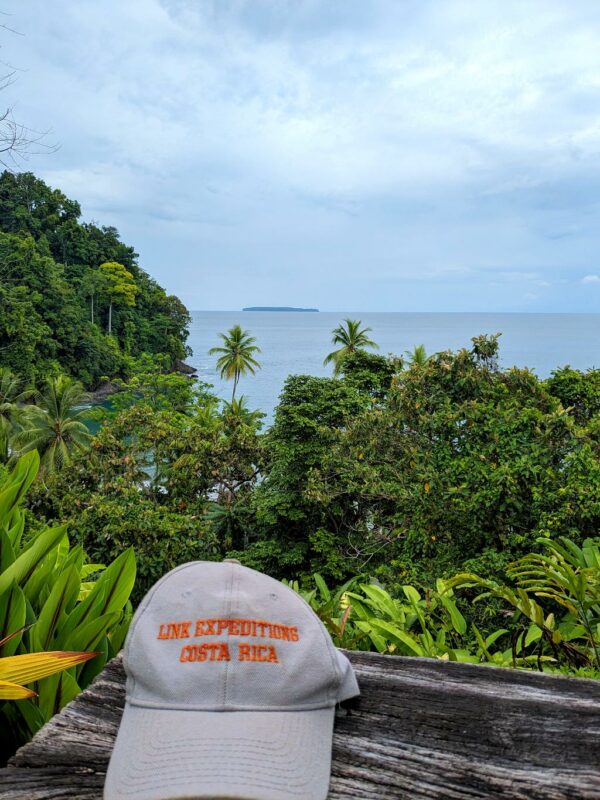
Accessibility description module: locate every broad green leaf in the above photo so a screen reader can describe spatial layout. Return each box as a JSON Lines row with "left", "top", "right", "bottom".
{"left": 16, "top": 698, "right": 46, "bottom": 736}
{"left": 37, "top": 669, "right": 81, "bottom": 721}
{"left": 59, "top": 548, "right": 135, "bottom": 642}
{"left": 107, "top": 602, "right": 132, "bottom": 657}
{"left": 80, "top": 563, "right": 105, "bottom": 579}
{"left": 0, "top": 529, "right": 15, "bottom": 573}
{"left": 368, "top": 619, "right": 425, "bottom": 656}
{"left": 402, "top": 585, "right": 421, "bottom": 605}
{"left": 525, "top": 624, "right": 543, "bottom": 647}
{"left": 32, "top": 566, "right": 81, "bottom": 652}
{"left": 439, "top": 593, "right": 467, "bottom": 635}
{"left": 6, "top": 513, "right": 25, "bottom": 551}
{"left": 359, "top": 584, "right": 400, "bottom": 619}
{"left": 62, "top": 612, "right": 119, "bottom": 653}
{"left": 0, "top": 582, "right": 26, "bottom": 657}
{"left": 78, "top": 635, "right": 109, "bottom": 688}
{"left": 22, "top": 545, "right": 61, "bottom": 607}
{"left": 313, "top": 573, "right": 331, "bottom": 602}
{"left": 355, "top": 621, "right": 388, "bottom": 653}
{"left": 0, "top": 452, "right": 39, "bottom": 523}
{"left": 484, "top": 629, "right": 508, "bottom": 649}
{"left": 0, "top": 524, "right": 68, "bottom": 597}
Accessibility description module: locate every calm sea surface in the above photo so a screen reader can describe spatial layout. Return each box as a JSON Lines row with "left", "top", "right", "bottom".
{"left": 188, "top": 312, "right": 600, "bottom": 420}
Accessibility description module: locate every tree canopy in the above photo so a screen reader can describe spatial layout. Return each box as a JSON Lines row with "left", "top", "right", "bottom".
{"left": 0, "top": 171, "right": 190, "bottom": 387}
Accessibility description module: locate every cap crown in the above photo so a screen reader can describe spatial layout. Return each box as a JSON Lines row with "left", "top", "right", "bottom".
{"left": 124, "top": 561, "right": 355, "bottom": 711}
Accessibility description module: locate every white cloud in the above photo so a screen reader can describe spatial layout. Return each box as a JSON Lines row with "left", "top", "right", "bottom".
{"left": 3, "top": 0, "right": 600, "bottom": 309}
{"left": 581, "top": 274, "right": 600, "bottom": 284}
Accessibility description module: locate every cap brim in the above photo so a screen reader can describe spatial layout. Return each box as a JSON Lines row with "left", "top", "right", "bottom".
{"left": 104, "top": 702, "right": 336, "bottom": 800}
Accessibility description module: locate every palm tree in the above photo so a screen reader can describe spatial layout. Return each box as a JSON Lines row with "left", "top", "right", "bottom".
{"left": 323, "top": 319, "right": 379, "bottom": 375}
{"left": 221, "top": 396, "right": 265, "bottom": 429}
{"left": 13, "top": 375, "right": 92, "bottom": 476}
{"left": 209, "top": 325, "right": 261, "bottom": 401}
{"left": 0, "top": 368, "right": 32, "bottom": 463}
{"left": 404, "top": 344, "right": 430, "bottom": 367}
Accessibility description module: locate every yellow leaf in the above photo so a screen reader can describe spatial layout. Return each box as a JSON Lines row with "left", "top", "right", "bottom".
{"left": 424, "top": 482, "right": 430, "bottom": 493}
{"left": 0, "top": 651, "right": 98, "bottom": 686}
{"left": 0, "top": 680, "right": 36, "bottom": 700}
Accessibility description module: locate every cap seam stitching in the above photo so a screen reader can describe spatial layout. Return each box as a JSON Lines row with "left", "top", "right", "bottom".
{"left": 221, "top": 562, "right": 235, "bottom": 705}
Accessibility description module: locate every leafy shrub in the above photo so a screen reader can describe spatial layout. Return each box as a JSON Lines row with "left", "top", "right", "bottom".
{"left": 0, "top": 452, "right": 135, "bottom": 760}
{"left": 292, "top": 535, "right": 600, "bottom": 678}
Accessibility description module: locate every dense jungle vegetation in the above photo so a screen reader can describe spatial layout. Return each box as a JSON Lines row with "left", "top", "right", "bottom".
{"left": 0, "top": 174, "right": 599, "bottom": 760}
{"left": 2, "top": 337, "right": 599, "bottom": 679}
{"left": 0, "top": 172, "right": 190, "bottom": 387}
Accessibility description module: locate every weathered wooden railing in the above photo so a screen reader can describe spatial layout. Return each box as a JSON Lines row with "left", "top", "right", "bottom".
{"left": 1, "top": 651, "right": 599, "bottom": 799}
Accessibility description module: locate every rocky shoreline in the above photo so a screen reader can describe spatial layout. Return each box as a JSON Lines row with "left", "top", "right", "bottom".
{"left": 86, "top": 360, "right": 198, "bottom": 404}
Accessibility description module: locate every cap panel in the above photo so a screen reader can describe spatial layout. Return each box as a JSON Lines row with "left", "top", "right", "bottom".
{"left": 225, "top": 564, "right": 340, "bottom": 709}
{"left": 104, "top": 704, "right": 335, "bottom": 800}
{"left": 125, "top": 561, "right": 233, "bottom": 707}
{"left": 125, "top": 561, "right": 342, "bottom": 711}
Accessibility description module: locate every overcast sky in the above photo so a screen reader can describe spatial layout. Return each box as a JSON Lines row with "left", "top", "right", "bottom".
{"left": 5, "top": 1, "right": 600, "bottom": 311}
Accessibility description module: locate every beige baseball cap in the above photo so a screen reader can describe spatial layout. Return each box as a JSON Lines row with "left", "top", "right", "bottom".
{"left": 104, "top": 560, "right": 359, "bottom": 800}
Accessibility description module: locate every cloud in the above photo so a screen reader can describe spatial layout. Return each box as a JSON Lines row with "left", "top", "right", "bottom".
{"left": 4, "top": 0, "right": 600, "bottom": 310}
{"left": 581, "top": 274, "right": 600, "bottom": 284}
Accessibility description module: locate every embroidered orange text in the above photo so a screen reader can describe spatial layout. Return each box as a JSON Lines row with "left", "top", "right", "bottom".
{"left": 157, "top": 621, "right": 193, "bottom": 640}
{"left": 238, "top": 643, "right": 279, "bottom": 663}
{"left": 180, "top": 643, "right": 231, "bottom": 662}
{"left": 157, "top": 618, "right": 299, "bottom": 642}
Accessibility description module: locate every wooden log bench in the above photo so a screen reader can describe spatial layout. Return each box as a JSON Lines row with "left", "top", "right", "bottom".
{"left": 1, "top": 651, "right": 599, "bottom": 799}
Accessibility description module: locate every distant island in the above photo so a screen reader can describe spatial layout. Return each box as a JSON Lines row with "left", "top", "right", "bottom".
{"left": 242, "top": 306, "right": 319, "bottom": 312}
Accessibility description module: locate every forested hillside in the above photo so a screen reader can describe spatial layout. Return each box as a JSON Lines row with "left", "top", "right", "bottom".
{"left": 0, "top": 172, "right": 190, "bottom": 387}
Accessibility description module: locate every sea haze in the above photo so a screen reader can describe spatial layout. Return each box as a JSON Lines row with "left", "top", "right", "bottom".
{"left": 189, "top": 312, "right": 600, "bottom": 420}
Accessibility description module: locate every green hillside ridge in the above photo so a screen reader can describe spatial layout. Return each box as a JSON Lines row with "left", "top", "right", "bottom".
{"left": 0, "top": 172, "right": 190, "bottom": 388}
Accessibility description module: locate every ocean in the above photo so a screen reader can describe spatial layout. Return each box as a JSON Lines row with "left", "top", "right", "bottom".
{"left": 188, "top": 312, "right": 600, "bottom": 420}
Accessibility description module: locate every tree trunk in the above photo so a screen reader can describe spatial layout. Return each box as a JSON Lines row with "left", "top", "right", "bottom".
{"left": 108, "top": 302, "right": 112, "bottom": 335}
{"left": 232, "top": 371, "right": 239, "bottom": 402}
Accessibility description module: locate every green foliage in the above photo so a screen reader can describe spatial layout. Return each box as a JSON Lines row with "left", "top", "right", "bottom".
{"left": 31, "top": 368, "right": 264, "bottom": 601}
{"left": 209, "top": 325, "right": 261, "bottom": 401}
{"left": 0, "top": 369, "right": 31, "bottom": 463}
{"left": 250, "top": 374, "right": 367, "bottom": 575}
{"left": 62, "top": 488, "right": 212, "bottom": 605}
{"left": 545, "top": 366, "right": 600, "bottom": 425}
{"left": 0, "top": 453, "right": 135, "bottom": 759}
{"left": 449, "top": 536, "right": 600, "bottom": 671}
{"left": 292, "top": 535, "right": 600, "bottom": 676}
{"left": 323, "top": 318, "right": 379, "bottom": 375}
{"left": 404, "top": 343, "right": 430, "bottom": 367}
{"left": 12, "top": 375, "right": 91, "bottom": 476}
{"left": 338, "top": 350, "right": 400, "bottom": 401}
{"left": 0, "top": 171, "right": 190, "bottom": 388}
{"left": 299, "top": 335, "right": 599, "bottom": 585}
{"left": 99, "top": 261, "right": 138, "bottom": 335}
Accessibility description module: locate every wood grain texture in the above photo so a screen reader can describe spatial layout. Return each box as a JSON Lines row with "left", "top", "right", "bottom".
{"left": 1, "top": 651, "right": 599, "bottom": 799}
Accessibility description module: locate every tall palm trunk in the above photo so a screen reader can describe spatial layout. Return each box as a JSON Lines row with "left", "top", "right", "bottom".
{"left": 232, "top": 369, "right": 240, "bottom": 402}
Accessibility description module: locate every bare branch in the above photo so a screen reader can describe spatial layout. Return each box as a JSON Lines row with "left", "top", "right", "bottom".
{"left": 0, "top": 15, "right": 58, "bottom": 170}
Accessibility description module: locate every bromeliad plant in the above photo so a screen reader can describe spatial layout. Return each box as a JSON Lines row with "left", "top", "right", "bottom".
{"left": 0, "top": 451, "right": 136, "bottom": 753}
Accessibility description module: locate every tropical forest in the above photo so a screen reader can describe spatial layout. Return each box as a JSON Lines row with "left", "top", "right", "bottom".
{"left": 0, "top": 172, "right": 599, "bottom": 763}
